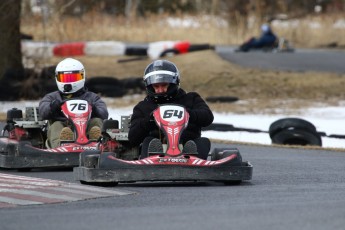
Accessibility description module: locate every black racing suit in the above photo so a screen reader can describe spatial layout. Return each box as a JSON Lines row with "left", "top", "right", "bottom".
{"left": 128, "top": 89, "right": 214, "bottom": 159}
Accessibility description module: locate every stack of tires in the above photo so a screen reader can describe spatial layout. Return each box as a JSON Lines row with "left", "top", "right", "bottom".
{"left": 269, "top": 118, "right": 322, "bottom": 147}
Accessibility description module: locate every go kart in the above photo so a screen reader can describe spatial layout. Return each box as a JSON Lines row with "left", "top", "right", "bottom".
{"left": 235, "top": 37, "right": 294, "bottom": 53}
{"left": 0, "top": 99, "right": 127, "bottom": 170}
{"left": 74, "top": 104, "right": 253, "bottom": 186}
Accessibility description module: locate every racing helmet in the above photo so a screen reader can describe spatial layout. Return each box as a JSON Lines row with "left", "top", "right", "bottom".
{"left": 261, "top": 23, "right": 270, "bottom": 33}
{"left": 55, "top": 58, "right": 85, "bottom": 94}
{"left": 143, "top": 60, "right": 180, "bottom": 103}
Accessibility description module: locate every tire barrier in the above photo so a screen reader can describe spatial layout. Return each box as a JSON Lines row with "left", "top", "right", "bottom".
{"left": 85, "top": 76, "right": 145, "bottom": 98}
{"left": 202, "top": 123, "right": 235, "bottom": 132}
{"left": 53, "top": 41, "right": 127, "bottom": 57}
{"left": 40, "top": 68, "right": 145, "bottom": 98}
{"left": 21, "top": 40, "right": 214, "bottom": 60}
{"left": 205, "top": 96, "right": 239, "bottom": 103}
{"left": 269, "top": 118, "right": 322, "bottom": 146}
{"left": 0, "top": 66, "right": 144, "bottom": 100}
{"left": 86, "top": 77, "right": 126, "bottom": 97}
{"left": 0, "top": 68, "right": 40, "bottom": 100}
{"left": 270, "top": 129, "right": 322, "bottom": 146}
{"left": 269, "top": 117, "right": 318, "bottom": 138}
{"left": 202, "top": 123, "right": 267, "bottom": 133}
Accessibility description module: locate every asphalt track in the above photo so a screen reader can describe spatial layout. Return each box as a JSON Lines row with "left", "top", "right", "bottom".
{"left": 0, "top": 48, "right": 345, "bottom": 230}
{"left": 216, "top": 46, "right": 345, "bottom": 74}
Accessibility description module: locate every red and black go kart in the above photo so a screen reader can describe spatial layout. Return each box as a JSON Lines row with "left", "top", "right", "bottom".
{"left": 74, "top": 104, "right": 253, "bottom": 186}
{"left": 0, "top": 99, "right": 128, "bottom": 171}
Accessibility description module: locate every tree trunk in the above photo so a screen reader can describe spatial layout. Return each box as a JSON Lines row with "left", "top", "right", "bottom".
{"left": 0, "top": 0, "right": 23, "bottom": 81}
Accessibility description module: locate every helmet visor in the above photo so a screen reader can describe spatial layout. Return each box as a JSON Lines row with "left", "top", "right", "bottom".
{"left": 56, "top": 71, "right": 84, "bottom": 83}
{"left": 144, "top": 70, "right": 178, "bottom": 86}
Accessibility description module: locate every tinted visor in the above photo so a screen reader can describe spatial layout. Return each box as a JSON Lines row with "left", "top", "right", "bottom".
{"left": 143, "top": 70, "right": 178, "bottom": 86}
{"left": 56, "top": 71, "right": 84, "bottom": 83}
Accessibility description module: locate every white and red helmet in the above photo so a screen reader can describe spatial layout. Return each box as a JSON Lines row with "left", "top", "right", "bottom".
{"left": 55, "top": 58, "right": 85, "bottom": 94}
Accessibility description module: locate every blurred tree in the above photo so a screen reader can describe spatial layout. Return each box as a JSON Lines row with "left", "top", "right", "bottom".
{"left": 0, "top": 0, "right": 23, "bottom": 81}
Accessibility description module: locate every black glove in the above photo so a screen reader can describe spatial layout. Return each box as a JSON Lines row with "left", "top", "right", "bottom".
{"left": 141, "top": 113, "right": 156, "bottom": 131}
{"left": 187, "top": 109, "right": 197, "bottom": 123}
{"left": 50, "top": 100, "right": 61, "bottom": 113}
{"left": 91, "top": 105, "right": 98, "bottom": 116}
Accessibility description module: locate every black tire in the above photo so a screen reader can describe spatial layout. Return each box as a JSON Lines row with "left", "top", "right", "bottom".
{"left": 86, "top": 76, "right": 120, "bottom": 85}
{"left": 80, "top": 150, "right": 101, "bottom": 167}
{"left": 210, "top": 147, "right": 242, "bottom": 163}
{"left": 210, "top": 148, "right": 243, "bottom": 185}
{"left": 160, "top": 49, "right": 179, "bottom": 57}
{"left": 39, "top": 65, "right": 56, "bottom": 80}
{"left": 120, "top": 147, "right": 140, "bottom": 160}
{"left": 124, "top": 46, "right": 148, "bottom": 56}
{"left": 93, "top": 85, "right": 127, "bottom": 97}
{"left": 17, "top": 168, "right": 32, "bottom": 172}
{"left": 120, "top": 77, "right": 145, "bottom": 90}
{"left": 205, "top": 96, "right": 239, "bottom": 103}
{"left": 269, "top": 118, "right": 318, "bottom": 138}
{"left": 98, "top": 152, "right": 117, "bottom": 168}
{"left": 202, "top": 123, "right": 234, "bottom": 132}
{"left": 328, "top": 134, "right": 345, "bottom": 139}
{"left": 38, "top": 66, "right": 58, "bottom": 96}
{"left": 223, "top": 180, "right": 242, "bottom": 185}
{"left": 271, "top": 129, "right": 322, "bottom": 146}
{"left": 210, "top": 147, "right": 227, "bottom": 160}
{"left": 83, "top": 154, "right": 100, "bottom": 168}
{"left": 102, "top": 119, "right": 119, "bottom": 132}
{"left": 80, "top": 180, "right": 118, "bottom": 187}
{"left": 86, "top": 77, "right": 127, "bottom": 97}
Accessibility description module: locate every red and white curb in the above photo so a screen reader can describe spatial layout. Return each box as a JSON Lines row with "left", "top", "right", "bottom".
{"left": 21, "top": 40, "right": 212, "bottom": 60}
{"left": 0, "top": 173, "right": 133, "bottom": 208}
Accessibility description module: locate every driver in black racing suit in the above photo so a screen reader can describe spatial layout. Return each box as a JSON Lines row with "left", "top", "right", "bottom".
{"left": 128, "top": 59, "right": 214, "bottom": 159}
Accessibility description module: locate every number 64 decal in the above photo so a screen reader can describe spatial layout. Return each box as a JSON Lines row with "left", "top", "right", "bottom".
{"left": 163, "top": 109, "right": 183, "bottom": 119}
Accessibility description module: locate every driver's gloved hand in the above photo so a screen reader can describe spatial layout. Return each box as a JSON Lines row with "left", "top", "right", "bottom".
{"left": 50, "top": 100, "right": 61, "bottom": 113}
{"left": 187, "top": 109, "right": 197, "bottom": 123}
{"left": 141, "top": 113, "right": 156, "bottom": 131}
{"left": 91, "top": 104, "right": 99, "bottom": 116}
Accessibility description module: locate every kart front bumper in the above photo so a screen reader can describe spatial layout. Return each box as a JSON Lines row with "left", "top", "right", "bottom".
{"left": 73, "top": 152, "right": 253, "bottom": 184}
{"left": 0, "top": 139, "right": 86, "bottom": 169}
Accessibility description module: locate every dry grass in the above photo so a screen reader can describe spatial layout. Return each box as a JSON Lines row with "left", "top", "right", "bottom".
{"left": 21, "top": 13, "right": 345, "bottom": 47}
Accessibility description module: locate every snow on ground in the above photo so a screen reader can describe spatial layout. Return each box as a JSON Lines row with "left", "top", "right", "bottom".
{"left": 1, "top": 99, "right": 344, "bottom": 149}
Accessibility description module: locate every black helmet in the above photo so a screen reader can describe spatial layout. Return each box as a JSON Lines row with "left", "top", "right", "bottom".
{"left": 143, "top": 60, "right": 180, "bottom": 103}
